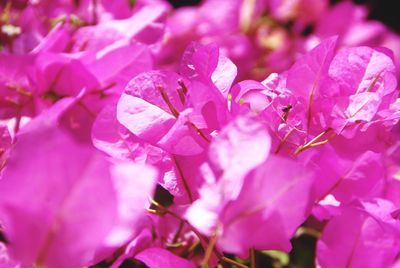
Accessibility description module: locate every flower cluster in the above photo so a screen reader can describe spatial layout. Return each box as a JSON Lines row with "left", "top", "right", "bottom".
{"left": 0, "top": 0, "right": 399, "bottom": 267}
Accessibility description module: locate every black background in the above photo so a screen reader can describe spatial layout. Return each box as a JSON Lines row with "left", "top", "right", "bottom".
{"left": 167, "top": 0, "right": 400, "bottom": 33}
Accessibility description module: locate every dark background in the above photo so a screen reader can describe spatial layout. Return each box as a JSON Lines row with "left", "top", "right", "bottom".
{"left": 167, "top": 0, "right": 400, "bottom": 33}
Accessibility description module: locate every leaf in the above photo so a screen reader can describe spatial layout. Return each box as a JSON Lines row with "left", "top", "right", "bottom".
{"left": 262, "top": 250, "right": 290, "bottom": 265}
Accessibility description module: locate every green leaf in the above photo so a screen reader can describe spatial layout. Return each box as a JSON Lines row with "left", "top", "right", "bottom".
{"left": 261, "top": 250, "right": 289, "bottom": 266}
{"left": 128, "top": 0, "right": 136, "bottom": 8}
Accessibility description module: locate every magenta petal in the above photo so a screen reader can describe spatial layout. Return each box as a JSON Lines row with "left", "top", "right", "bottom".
{"left": 84, "top": 40, "right": 153, "bottom": 86}
{"left": 0, "top": 54, "right": 35, "bottom": 119}
{"left": 229, "top": 80, "right": 270, "bottom": 114}
{"left": 345, "top": 92, "right": 381, "bottom": 123}
{"left": 329, "top": 46, "right": 397, "bottom": 97}
{"left": 157, "top": 109, "right": 206, "bottom": 155}
{"left": 104, "top": 162, "right": 158, "bottom": 247}
{"left": 117, "top": 93, "right": 175, "bottom": 143}
{"left": 135, "top": 247, "right": 196, "bottom": 268}
{"left": 208, "top": 115, "right": 271, "bottom": 198}
{"left": 124, "top": 70, "right": 184, "bottom": 114}
{"left": 317, "top": 200, "right": 400, "bottom": 268}
{"left": 0, "top": 242, "right": 19, "bottom": 268}
{"left": 217, "top": 156, "right": 314, "bottom": 255}
{"left": 180, "top": 43, "right": 218, "bottom": 81}
{"left": 287, "top": 36, "right": 338, "bottom": 98}
{"left": 0, "top": 128, "right": 116, "bottom": 267}
{"left": 0, "top": 127, "right": 157, "bottom": 268}
{"left": 92, "top": 104, "right": 142, "bottom": 160}
{"left": 0, "top": 124, "right": 12, "bottom": 172}
{"left": 180, "top": 43, "right": 237, "bottom": 96}
{"left": 35, "top": 53, "right": 100, "bottom": 97}
{"left": 328, "top": 46, "right": 398, "bottom": 135}
{"left": 211, "top": 50, "right": 238, "bottom": 97}
{"left": 310, "top": 147, "right": 385, "bottom": 204}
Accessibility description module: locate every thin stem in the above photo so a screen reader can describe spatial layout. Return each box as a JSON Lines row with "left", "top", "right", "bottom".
{"left": 4, "top": 97, "right": 22, "bottom": 107}
{"left": 187, "top": 240, "right": 201, "bottom": 256}
{"left": 148, "top": 200, "right": 245, "bottom": 268}
{"left": 177, "top": 87, "right": 186, "bottom": 105}
{"left": 172, "top": 220, "right": 186, "bottom": 244}
{"left": 147, "top": 208, "right": 158, "bottom": 214}
{"left": 275, "top": 128, "right": 295, "bottom": 154}
{"left": 77, "top": 100, "right": 96, "bottom": 118}
{"left": 172, "top": 155, "right": 194, "bottom": 203}
{"left": 294, "top": 128, "right": 334, "bottom": 155}
{"left": 221, "top": 256, "right": 249, "bottom": 268}
{"left": 157, "top": 85, "right": 180, "bottom": 118}
{"left": 6, "top": 84, "right": 32, "bottom": 98}
{"left": 365, "top": 72, "right": 382, "bottom": 93}
{"left": 308, "top": 132, "right": 336, "bottom": 147}
{"left": 250, "top": 248, "right": 256, "bottom": 268}
{"left": 176, "top": 79, "right": 188, "bottom": 105}
{"left": 13, "top": 114, "right": 21, "bottom": 134}
{"left": 157, "top": 82, "right": 210, "bottom": 144}
{"left": 188, "top": 121, "right": 211, "bottom": 143}
{"left": 147, "top": 200, "right": 223, "bottom": 263}
{"left": 177, "top": 79, "right": 188, "bottom": 95}
{"left": 201, "top": 231, "right": 218, "bottom": 268}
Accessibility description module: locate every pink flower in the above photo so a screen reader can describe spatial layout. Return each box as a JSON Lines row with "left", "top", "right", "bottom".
{"left": 186, "top": 115, "right": 314, "bottom": 256}
{"left": 317, "top": 199, "right": 400, "bottom": 268}
{"left": 0, "top": 124, "right": 11, "bottom": 173}
{"left": 135, "top": 247, "right": 196, "bottom": 268}
{"left": 326, "top": 46, "right": 398, "bottom": 137}
{"left": 0, "top": 242, "right": 20, "bottom": 268}
{"left": 0, "top": 125, "right": 157, "bottom": 268}
{"left": 117, "top": 43, "right": 236, "bottom": 156}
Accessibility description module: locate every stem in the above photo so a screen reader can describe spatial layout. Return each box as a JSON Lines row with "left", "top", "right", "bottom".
{"left": 172, "top": 220, "right": 186, "bottom": 244}
{"left": 177, "top": 79, "right": 188, "bottom": 105}
{"left": 6, "top": 84, "right": 32, "bottom": 97}
{"left": 91, "top": 0, "right": 98, "bottom": 24}
{"left": 187, "top": 240, "right": 201, "bottom": 257}
{"left": 148, "top": 200, "right": 246, "bottom": 268}
{"left": 147, "top": 201, "right": 226, "bottom": 265}
{"left": 275, "top": 128, "right": 295, "bottom": 154}
{"left": 294, "top": 128, "right": 335, "bottom": 155}
{"left": 307, "top": 133, "right": 336, "bottom": 147}
{"left": 13, "top": 114, "right": 21, "bottom": 134}
{"left": 4, "top": 97, "right": 22, "bottom": 107}
{"left": 365, "top": 72, "right": 382, "bottom": 93}
{"left": 157, "top": 85, "right": 180, "bottom": 118}
{"left": 250, "top": 248, "right": 256, "bottom": 268}
{"left": 157, "top": 83, "right": 210, "bottom": 144}
{"left": 177, "top": 87, "right": 186, "bottom": 105}
{"left": 172, "top": 155, "right": 194, "bottom": 203}
{"left": 201, "top": 231, "right": 218, "bottom": 268}
{"left": 77, "top": 100, "right": 96, "bottom": 118}
{"left": 221, "top": 256, "right": 249, "bottom": 268}
{"left": 188, "top": 121, "right": 211, "bottom": 143}
{"left": 177, "top": 79, "right": 188, "bottom": 95}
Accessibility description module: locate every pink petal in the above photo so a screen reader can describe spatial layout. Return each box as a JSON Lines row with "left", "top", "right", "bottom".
{"left": 117, "top": 93, "right": 175, "bottom": 143}
{"left": 208, "top": 114, "right": 271, "bottom": 198}
{"left": 0, "top": 126, "right": 157, "bottom": 267}
{"left": 135, "top": 247, "right": 196, "bottom": 268}
{"left": 317, "top": 200, "right": 400, "bottom": 268}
